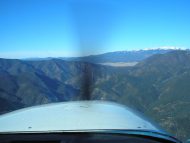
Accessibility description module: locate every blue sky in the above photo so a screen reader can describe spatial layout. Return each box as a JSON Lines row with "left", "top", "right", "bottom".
{"left": 0, "top": 0, "right": 190, "bottom": 58}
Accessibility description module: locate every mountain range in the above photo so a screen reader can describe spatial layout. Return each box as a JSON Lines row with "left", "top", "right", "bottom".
{"left": 25, "top": 49, "right": 173, "bottom": 64}
{"left": 0, "top": 49, "right": 190, "bottom": 142}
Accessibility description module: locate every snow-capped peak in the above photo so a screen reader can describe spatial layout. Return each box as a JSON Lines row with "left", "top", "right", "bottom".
{"left": 142, "top": 46, "right": 187, "bottom": 51}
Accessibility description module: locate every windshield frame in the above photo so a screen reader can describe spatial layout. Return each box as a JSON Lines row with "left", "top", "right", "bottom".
{"left": 0, "top": 129, "right": 181, "bottom": 143}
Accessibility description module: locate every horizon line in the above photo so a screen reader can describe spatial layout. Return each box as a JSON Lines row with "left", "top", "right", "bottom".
{"left": 0, "top": 46, "right": 188, "bottom": 59}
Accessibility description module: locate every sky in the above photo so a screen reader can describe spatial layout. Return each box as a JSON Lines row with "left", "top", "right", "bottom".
{"left": 0, "top": 0, "right": 190, "bottom": 58}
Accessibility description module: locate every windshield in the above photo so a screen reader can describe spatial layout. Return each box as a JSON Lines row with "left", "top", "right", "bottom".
{"left": 0, "top": 0, "right": 190, "bottom": 142}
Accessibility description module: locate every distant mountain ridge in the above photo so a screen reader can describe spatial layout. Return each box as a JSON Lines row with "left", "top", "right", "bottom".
{"left": 24, "top": 49, "right": 178, "bottom": 63}
{"left": 0, "top": 50, "right": 190, "bottom": 141}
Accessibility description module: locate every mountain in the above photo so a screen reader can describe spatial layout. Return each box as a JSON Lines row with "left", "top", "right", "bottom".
{"left": 25, "top": 49, "right": 173, "bottom": 64}
{"left": 0, "top": 58, "right": 117, "bottom": 111}
{"left": 0, "top": 50, "right": 190, "bottom": 141}
{"left": 61, "top": 49, "right": 176, "bottom": 64}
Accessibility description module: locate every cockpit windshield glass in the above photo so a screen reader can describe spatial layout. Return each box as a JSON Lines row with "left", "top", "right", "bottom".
{"left": 0, "top": 0, "right": 189, "bottom": 142}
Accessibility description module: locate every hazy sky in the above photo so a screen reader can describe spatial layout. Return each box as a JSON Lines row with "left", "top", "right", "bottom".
{"left": 0, "top": 0, "right": 190, "bottom": 58}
